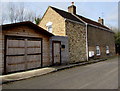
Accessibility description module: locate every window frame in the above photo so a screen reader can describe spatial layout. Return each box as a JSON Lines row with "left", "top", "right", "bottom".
{"left": 46, "top": 22, "right": 52, "bottom": 33}
{"left": 96, "top": 46, "right": 101, "bottom": 56}
{"left": 106, "top": 46, "right": 110, "bottom": 54}
{"left": 47, "top": 25, "right": 52, "bottom": 33}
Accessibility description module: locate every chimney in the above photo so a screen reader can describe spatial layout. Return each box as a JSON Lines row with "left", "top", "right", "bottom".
{"left": 68, "top": 2, "right": 76, "bottom": 14}
{"left": 98, "top": 17, "right": 104, "bottom": 25}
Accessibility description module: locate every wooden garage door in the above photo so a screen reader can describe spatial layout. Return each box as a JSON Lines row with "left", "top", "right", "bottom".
{"left": 5, "top": 36, "right": 42, "bottom": 73}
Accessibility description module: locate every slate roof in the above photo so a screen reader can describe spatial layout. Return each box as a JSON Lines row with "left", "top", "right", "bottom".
{"left": 1, "top": 21, "right": 54, "bottom": 37}
{"left": 76, "top": 15, "right": 110, "bottom": 30}
{"left": 50, "top": 6, "right": 84, "bottom": 24}
{"left": 50, "top": 6, "right": 110, "bottom": 30}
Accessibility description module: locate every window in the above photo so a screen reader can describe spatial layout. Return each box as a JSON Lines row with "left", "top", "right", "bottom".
{"left": 96, "top": 46, "right": 100, "bottom": 56}
{"left": 89, "top": 51, "right": 94, "bottom": 57}
{"left": 47, "top": 25, "right": 52, "bottom": 33}
{"left": 106, "top": 46, "right": 109, "bottom": 54}
{"left": 46, "top": 22, "right": 52, "bottom": 33}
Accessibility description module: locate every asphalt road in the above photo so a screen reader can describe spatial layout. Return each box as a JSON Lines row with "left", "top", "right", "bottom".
{"left": 3, "top": 57, "right": 118, "bottom": 89}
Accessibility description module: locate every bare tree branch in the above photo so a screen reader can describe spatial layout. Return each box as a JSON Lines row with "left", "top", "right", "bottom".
{"left": 24, "top": 10, "right": 36, "bottom": 22}
{"left": 8, "top": 2, "right": 15, "bottom": 23}
{"left": 17, "top": 3, "right": 25, "bottom": 22}
{"left": 6, "top": 2, "right": 39, "bottom": 24}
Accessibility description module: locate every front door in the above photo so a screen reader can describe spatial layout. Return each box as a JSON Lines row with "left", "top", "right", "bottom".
{"left": 52, "top": 41, "right": 61, "bottom": 65}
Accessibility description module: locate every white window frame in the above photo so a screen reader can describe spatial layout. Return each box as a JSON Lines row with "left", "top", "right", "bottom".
{"left": 96, "top": 46, "right": 100, "bottom": 56}
{"left": 47, "top": 25, "right": 52, "bottom": 33}
{"left": 89, "top": 51, "right": 94, "bottom": 57}
{"left": 46, "top": 22, "right": 52, "bottom": 33}
{"left": 106, "top": 46, "right": 110, "bottom": 54}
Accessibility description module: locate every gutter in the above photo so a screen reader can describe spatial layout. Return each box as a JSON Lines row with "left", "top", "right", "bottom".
{"left": 73, "top": 14, "right": 113, "bottom": 33}
{"left": 88, "top": 23, "right": 114, "bottom": 33}
{"left": 86, "top": 23, "right": 89, "bottom": 61}
{"left": 64, "top": 18, "right": 85, "bottom": 26}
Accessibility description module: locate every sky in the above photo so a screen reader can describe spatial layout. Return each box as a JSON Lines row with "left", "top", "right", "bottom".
{"left": 118, "top": 2, "right": 120, "bottom": 31}
{"left": 1, "top": 1, "right": 119, "bottom": 29}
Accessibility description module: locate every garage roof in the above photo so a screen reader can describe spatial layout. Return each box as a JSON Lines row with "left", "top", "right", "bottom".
{"left": 1, "top": 21, "right": 54, "bottom": 37}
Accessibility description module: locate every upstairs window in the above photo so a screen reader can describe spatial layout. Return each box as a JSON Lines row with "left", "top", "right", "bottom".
{"left": 106, "top": 46, "right": 109, "bottom": 54}
{"left": 96, "top": 46, "right": 100, "bottom": 56}
{"left": 46, "top": 22, "right": 52, "bottom": 33}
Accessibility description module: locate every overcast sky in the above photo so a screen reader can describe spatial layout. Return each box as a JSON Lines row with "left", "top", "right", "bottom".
{"left": 1, "top": 1, "right": 118, "bottom": 29}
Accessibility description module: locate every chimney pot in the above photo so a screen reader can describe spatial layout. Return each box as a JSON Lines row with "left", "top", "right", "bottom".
{"left": 72, "top": 2, "right": 74, "bottom": 5}
{"left": 68, "top": 2, "right": 76, "bottom": 14}
{"left": 98, "top": 17, "right": 104, "bottom": 25}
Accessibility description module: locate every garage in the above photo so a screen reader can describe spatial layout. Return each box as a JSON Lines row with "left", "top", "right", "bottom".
{"left": 5, "top": 35, "right": 42, "bottom": 73}
{"left": 1, "top": 21, "right": 53, "bottom": 74}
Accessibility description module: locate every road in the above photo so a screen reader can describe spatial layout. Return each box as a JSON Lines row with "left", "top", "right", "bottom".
{"left": 3, "top": 57, "right": 118, "bottom": 89}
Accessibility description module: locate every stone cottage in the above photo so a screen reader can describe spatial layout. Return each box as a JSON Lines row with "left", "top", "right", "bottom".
{"left": 39, "top": 3, "right": 115, "bottom": 63}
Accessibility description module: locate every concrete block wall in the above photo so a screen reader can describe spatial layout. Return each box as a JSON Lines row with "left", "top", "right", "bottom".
{"left": 50, "top": 36, "right": 69, "bottom": 64}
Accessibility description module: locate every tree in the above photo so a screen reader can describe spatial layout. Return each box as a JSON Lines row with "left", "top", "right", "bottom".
{"left": 111, "top": 27, "right": 120, "bottom": 55}
{"left": 35, "top": 17, "right": 41, "bottom": 25}
{"left": 8, "top": 2, "right": 19, "bottom": 23}
{"left": 17, "top": 3, "right": 25, "bottom": 22}
{"left": 114, "top": 31, "right": 120, "bottom": 55}
{"left": 24, "top": 10, "right": 36, "bottom": 22}
{"left": 7, "top": 2, "right": 36, "bottom": 23}
{"left": 1, "top": 12, "right": 6, "bottom": 25}
{"left": 1, "top": 3, "right": 7, "bottom": 25}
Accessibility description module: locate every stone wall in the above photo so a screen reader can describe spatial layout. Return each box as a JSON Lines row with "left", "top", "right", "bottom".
{"left": 65, "top": 20, "right": 87, "bottom": 63}
{"left": 50, "top": 36, "right": 69, "bottom": 64}
{"left": 39, "top": 7, "right": 66, "bottom": 36}
{"left": 87, "top": 25, "right": 116, "bottom": 59}
{"left": 0, "top": 30, "right": 3, "bottom": 74}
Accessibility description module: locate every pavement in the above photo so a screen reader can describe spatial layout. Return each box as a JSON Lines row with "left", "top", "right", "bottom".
{"left": 0, "top": 58, "right": 108, "bottom": 84}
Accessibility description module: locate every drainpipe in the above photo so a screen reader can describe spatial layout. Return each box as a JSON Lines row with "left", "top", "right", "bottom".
{"left": 86, "top": 23, "right": 89, "bottom": 61}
